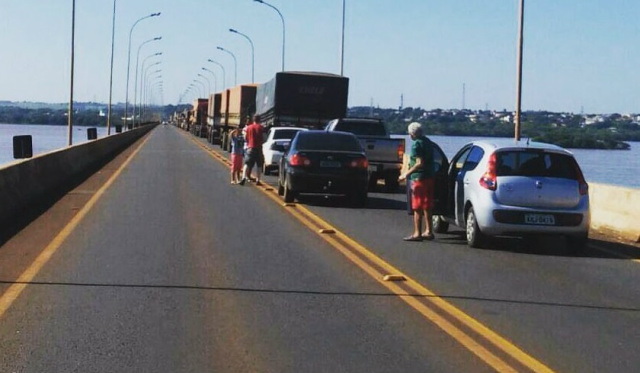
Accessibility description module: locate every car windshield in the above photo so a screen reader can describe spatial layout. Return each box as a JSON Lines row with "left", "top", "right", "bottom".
{"left": 337, "top": 121, "right": 387, "bottom": 136}
{"left": 295, "top": 133, "right": 361, "bottom": 152}
{"left": 273, "top": 129, "right": 302, "bottom": 140}
{"left": 495, "top": 150, "right": 580, "bottom": 179}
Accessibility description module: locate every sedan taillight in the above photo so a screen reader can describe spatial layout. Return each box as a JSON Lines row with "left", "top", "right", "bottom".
{"left": 347, "top": 157, "right": 368, "bottom": 169}
{"left": 289, "top": 153, "right": 311, "bottom": 166}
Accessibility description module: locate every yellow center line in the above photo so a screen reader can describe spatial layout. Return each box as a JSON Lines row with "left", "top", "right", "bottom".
{"left": 188, "top": 133, "right": 556, "bottom": 373}
{"left": 0, "top": 134, "right": 152, "bottom": 319}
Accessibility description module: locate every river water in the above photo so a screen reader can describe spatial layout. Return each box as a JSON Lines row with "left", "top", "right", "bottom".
{"left": 1, "top": 124, "right": 639, "bottom": 189}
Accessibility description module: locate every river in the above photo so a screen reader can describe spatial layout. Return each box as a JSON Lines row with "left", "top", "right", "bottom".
{"left": 1, "top": 124, "right": 639, "bottom": 189}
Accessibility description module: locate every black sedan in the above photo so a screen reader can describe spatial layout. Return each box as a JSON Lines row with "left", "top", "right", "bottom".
{"left": 278, "top": 130, "right": 369, "bottom": 206}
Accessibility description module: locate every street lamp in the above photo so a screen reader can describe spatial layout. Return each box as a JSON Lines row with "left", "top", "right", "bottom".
{"left": 253, "top": 0, "right": 285, "bottom": 71}
{"left": 125, "top": 12, "right": 160, "bottom": 130}
{"left": 217, "top": 46, "right": 237, "bottom": 86}
{"left": 201, "top": 67, "right": 218, "bottom": 93}
{"left": 137, "top": 52, "right": 161, "bottom": 126}
{"left": 207, "top": 58, "right": 226, "bottom": 90}
{"left": 143, "top": 69, "right": 161, "bottom": 119}
{"left": 134, "top": 38, "right": 161, "bottom": 126}
{"left": 193, "top": 79, "right": 206, "bottom": 98}
{"left": 229, "top": 28, "right": 255, "bottom": 83}
{"left": 107, "top": 0, "right": 117, "bottom": 135}
{"left": 68, "top": 0, "right": 76, "bottom": 146}
{"left": 514, "top": 0, "right": 525, "bottom": 141}
{"left": 340, "top": 0, "right": 345, "bottom": 76}
{"left": 197, "top": 73, "right": 211, "bottom": 94}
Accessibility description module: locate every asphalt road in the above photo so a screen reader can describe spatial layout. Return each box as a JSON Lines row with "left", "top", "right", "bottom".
{"left": 1, "top": 125, "right": 639, "bottom": 373}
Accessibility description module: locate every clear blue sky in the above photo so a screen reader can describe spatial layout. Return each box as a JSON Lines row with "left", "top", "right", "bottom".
{"left": 0, "top": 0, "right": 638, "bottom": 114}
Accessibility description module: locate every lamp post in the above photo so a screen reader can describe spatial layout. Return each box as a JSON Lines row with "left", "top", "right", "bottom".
{"left": 134, "top": 38, "right": 161, "bottom": 127}
{"left": 340, "top": 0, "right": 345, "bottom": 76}
{"left": 143, "top": 69, "right": 161, "bottom": 119}
{"left": 514, "top": 0, "right": 525, "bottom": 142}
{"left": 217, "top": 46, "right": 237, "bottom": 86}
{"left": 193, "top": 79, "right": 206, "bottom": 98}
{"left": 207, "top": 58, "right": 226, "bottom": 90}
{"left": 197, "top": 73, "right": 211, "bottom": 94}
{"left": 68, "top": 0, "right": 76, "bottom": 146}
{"left": 107, "top": 0, "right": 117, "bottom": 135}
{"left": 137, "top": 53, "right": 161, "bottom": 126}
{"left": 201, "top": 67, "right": 218, "bottom": 93}
{"left": 229, "top": 28, "right": 254, "bottom": 83}
{"left": 254, "top": 0, "right": 285, "bottom": 71}
{"left": 125, "top": 12, "right": 160, "bottom": 130}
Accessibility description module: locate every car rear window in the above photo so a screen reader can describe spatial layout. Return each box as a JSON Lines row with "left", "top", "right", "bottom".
{"left": 334, "top": 121, "right": 387, "bottom": 136}
{"left": 295, "top": 133, "right": 361, "bottom": 152}
{"left": 496, "top": 151, "right": 580, "bottom": 179}
{"left": 273, "top": 129, "right": 301, "bottom": 140}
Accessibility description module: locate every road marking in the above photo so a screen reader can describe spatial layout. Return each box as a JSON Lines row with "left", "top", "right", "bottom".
{"left": 187, "top": 132, "right": 557, "bottom": 373}
{"left": 0, "top": 134, "right": 152, "bottom": 320}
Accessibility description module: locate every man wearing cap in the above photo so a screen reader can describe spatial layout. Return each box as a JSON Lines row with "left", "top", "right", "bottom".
{"left": 398, "top": 122, "right": 436, "bottom": 241}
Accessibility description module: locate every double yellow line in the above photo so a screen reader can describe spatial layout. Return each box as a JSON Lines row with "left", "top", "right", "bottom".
{"left": 187, "top": 132, "right": 556, "bottom": 373}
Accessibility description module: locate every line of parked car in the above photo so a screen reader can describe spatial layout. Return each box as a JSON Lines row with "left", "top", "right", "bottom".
{"left": 259, "top": 122, "right": 591, "bottom": 252}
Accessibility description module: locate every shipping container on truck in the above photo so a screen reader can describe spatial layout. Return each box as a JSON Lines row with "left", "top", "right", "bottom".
{"left": 255, "top": 71, "right": 349, "bottom": 129}
{"left": 220, "top": 84, "right": 257, "bottom": 150}
{"left": 190, "top": 98, "right": 209, "bottom": 138}
{"left": 207, "top": 93, "right": 222, "bottom": 144}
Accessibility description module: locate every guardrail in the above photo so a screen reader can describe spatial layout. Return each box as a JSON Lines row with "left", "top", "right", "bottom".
{"left": 0, "top": 124, "right": 156, "bottom": 227}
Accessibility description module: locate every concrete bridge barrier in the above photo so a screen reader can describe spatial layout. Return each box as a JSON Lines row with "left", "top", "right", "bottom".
{"left": 589, "top": 183, "right": 640, "bottom": 243}
{"left": 0, "top": 124, "right": 156, "bottom": 227}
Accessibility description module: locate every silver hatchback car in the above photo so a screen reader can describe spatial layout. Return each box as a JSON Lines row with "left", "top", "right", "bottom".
{"left": 433, "top": 139, "right": 590, "bottom": 252}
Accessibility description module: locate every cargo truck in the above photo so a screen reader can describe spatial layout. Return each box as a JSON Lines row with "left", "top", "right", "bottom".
{"left": 206, "top": 93, "right": 222, "bottom": 144}
{"left": 255, "top": 71, "right": 349, "bottom": 129}
{"left": 220, "top": 84, "right": 257, "bottom": 151}
{"left": 190, "top": 98, "right": 209, "bottom": 138}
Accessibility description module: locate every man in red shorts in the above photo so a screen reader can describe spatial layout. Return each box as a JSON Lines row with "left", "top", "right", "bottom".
{"left": 239, "top": 114, "right": 265, "bottom": 186}
{"left": 398, "top": 122, "right": 436, "bottom": 241}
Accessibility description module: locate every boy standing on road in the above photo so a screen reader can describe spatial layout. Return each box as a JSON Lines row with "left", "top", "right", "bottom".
{"left": 398, "top": 122, "right": 436, "bottom": 242}
{"left": 240, "top": 114, "right": 265, "bottom": 186}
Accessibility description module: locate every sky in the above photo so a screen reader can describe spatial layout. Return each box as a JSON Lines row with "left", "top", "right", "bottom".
{"left": 0, "top": 0, "right": 638, "bottom": 114}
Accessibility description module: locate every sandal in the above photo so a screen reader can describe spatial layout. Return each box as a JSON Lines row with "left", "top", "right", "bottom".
{"left": 403, "top": 235, "right": 423, "bottom": 242}
{"left": 421, "top": 233, "right": 435, "bottom": 240}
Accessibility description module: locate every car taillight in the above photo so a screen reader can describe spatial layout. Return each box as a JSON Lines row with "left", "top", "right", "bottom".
{"left": 397, "top": 140, "right": 405, "bottom": 162}
{"left": 479, "top": 152, "right": 497, "bottom": 191}
{"left": 574, "top": 162, "right": 589, "bottom": 196}
{"left": 347, "top": 157, "right": 368, "bottom": 169}
{"left": 289, "top": 153, "right": 311, "bottom": 166}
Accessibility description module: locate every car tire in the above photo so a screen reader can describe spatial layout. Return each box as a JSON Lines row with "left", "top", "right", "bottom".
{"left": 277, "top": 176, "right": 285, "bottom": 196}
{"left": 263, "top": 164, "right": 271, "bottom": 176}
{"left": 432, "top": 215, "right": 449, "bottom": 234}
{"left": 349, "top": 192, "right": 367, "bottom": 208}
{"left": 566, "top": 233, "right": 588, "bottom": 255}
{"left": 466, "top": 207, "right": 485, "bottom": 248}
{"left": 283, "top": 176, "right": 296, "bottom": 203}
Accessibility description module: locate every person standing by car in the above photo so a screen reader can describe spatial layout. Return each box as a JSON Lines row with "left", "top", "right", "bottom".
{"left": 229, "top": 126, "right": 245, "bottom": 184}
{"left": 240, "top": 114, "right": 265, "bottom": 186}
{"left": 398, "top": 122, "right": 436, "bottom": 241}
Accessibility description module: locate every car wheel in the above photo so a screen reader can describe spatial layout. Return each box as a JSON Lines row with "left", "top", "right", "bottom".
{"left": 432, "top": 215, "right": 449, "bottom": 234}
{"left": 466, "top": 207, "right": 485, "bottom": 248}
{"left": 566, "top": 233, "right": 588, "bottom": 255}
{"left": 277, "top": 175, "right": 285, "bottom": 196}
{"left": 349, "top": 192, "right": 367, "bottom": 208}
{"left": 283, "top": 176, "right": 295, "bottom": 203}
{"left": 384, "top": 174, "right": 400, "bottom": 193}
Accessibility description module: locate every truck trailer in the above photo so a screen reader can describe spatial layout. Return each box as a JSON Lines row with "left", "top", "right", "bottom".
{"left": 255, "top": 71, "right": 349, "bottom": 129}
{"left": 220, "top": 84, "right": 257, "bottom": 150}
{"left": 206, "top": 93, "right": 222, "bottom": 144}
{"left": 190, "top": 98, "right": 209, "bottom": 138}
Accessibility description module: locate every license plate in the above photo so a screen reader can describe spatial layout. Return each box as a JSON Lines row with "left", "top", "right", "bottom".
{"left": 368, "top": 165, "right": 379, "bottom": 172}
{"left": 524, "top": 214, "right": 555, "bottom": 225}
{"left": 320, "top": 161, "right": 341, "bottom": 168}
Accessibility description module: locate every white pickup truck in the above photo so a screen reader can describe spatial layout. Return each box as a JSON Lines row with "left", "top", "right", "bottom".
{"left": 324, "top": 118, "right": 405, "bottom": 192}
